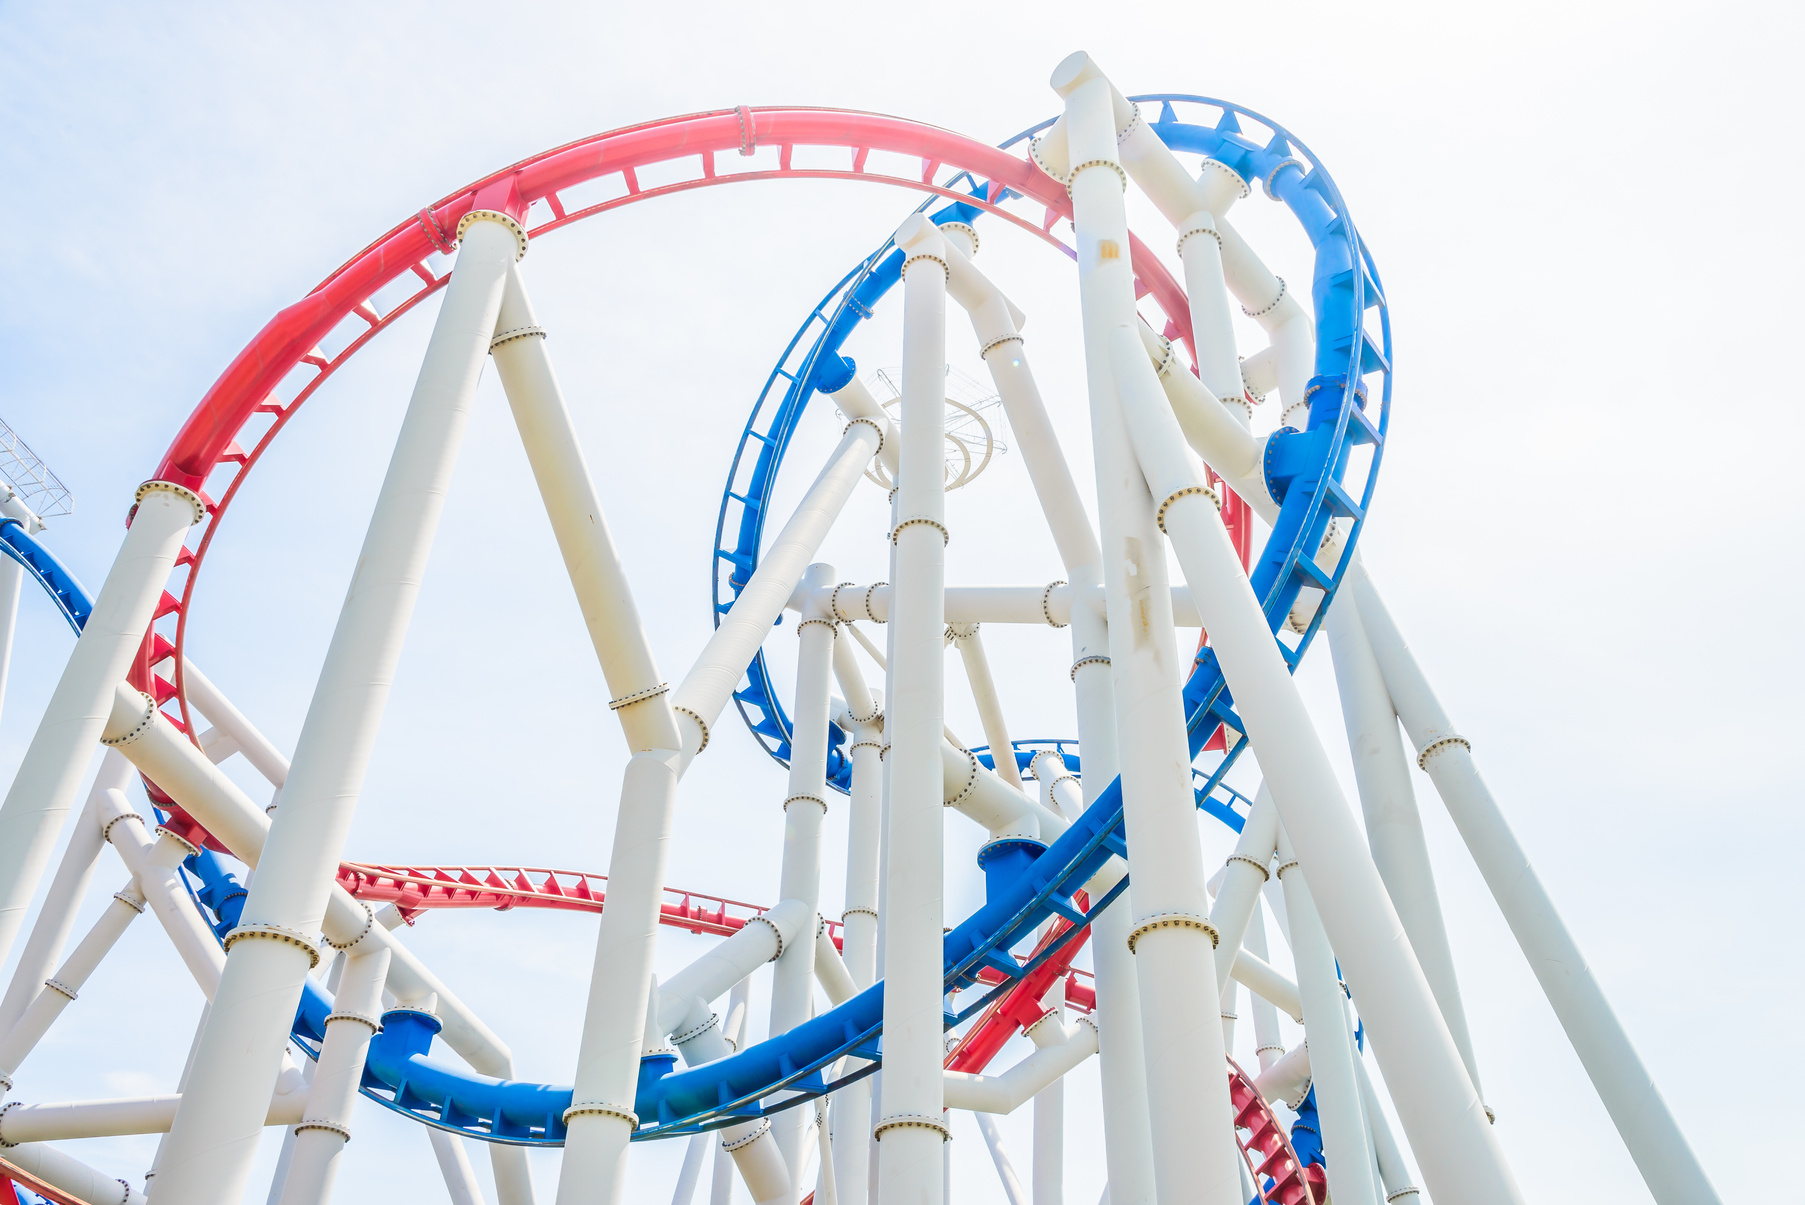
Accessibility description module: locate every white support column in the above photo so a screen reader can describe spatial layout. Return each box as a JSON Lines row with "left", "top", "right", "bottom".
{"left": 939, "top": 225, "right": 1102, "bottom": 577}
{"left": 831, "top": 635, "right": 880, "bottom": 1205}
{"left": 2, "top": 1142, "right": 149, "bottom": 1205}
{"left": 490, "top": 262, "right": 683, "bottom": 757}
{"left": 1103, "top": 190, "right": 1520, "bottom": 1199}
{"left": 1067, "top": 593, "right": 1154, "bottom": 1205}
{"left": 99, "top": 801, "right": 225, "bottom": 996}
{"left": 428, "top": 1131, "right": 490, "bottom": 1205}
{"left": 974, "top": 1113, "right": 1029, "bottom": 1205}
{"left": 949, "top": 626, "right": 1020, "bottom": 789}
{"left": 770, "top": 564, "right": 837, "bottom": 1200}
{"left": 0, "top": 476, "right": 200, "bottom": 973}
{"left": 560, "top": 746, "right": 682, "bottom": 1205}
{"left": 673, "top": 419, "right": 882, "bottom": 770}
{"left": 0, "top": 881, "right": 145, "bottom": 1097}
{"left": 150, "top": 208, "right": 523, "bottom": 1205}
{"left": 1051, "top": 52, "right": 1242, "bottom": 1205}
{"left": 1243, "top": 904, "right": 1283, "bottom": 1072}
{"left": 672, "top": 1133, "right": 710, "bottom": 1205}
{"left": 1353, "top": 1055, "right": 1419, "bottom": 1203}
{"left": 1206, "top": 788, "right": 1278, "bottom": 989}
{"left": 1324, "top": 598, "right": 1481, "bottom": 1099}
{"left": 276, "top": 943, "right": 390, "bottom": 1205}
{"left": 874, "top": 214, "right": 950, "bottom": 1205}
{"left": 1351, "top": 566, "right": 1722, "bottom": 1205}
{"left": 1275, "top": 837, "right": 1380, "bottom": 1205}
{"left": 1031, "top": 974, "right": 1064, "bottom": 1205}
{"left": 0, "top": 556, "right": 21, "bottom": 726}
{"left": 0, "top": 751, "right": 133, "bottom": 1037}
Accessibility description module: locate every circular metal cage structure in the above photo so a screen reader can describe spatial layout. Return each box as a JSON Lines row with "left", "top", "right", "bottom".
{"left": 0, "top": 51, "right": 1722, "bottom": 1205}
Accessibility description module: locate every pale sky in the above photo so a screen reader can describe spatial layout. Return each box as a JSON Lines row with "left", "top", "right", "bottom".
{"left": 1, "top": 3, "right": 1800, "bottom": 1203}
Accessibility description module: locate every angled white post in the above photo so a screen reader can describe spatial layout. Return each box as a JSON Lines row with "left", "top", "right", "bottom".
{"left": 150, "top": 208, "right": 523, "bottom": 1205}
{"left": 1351, "top": 563, "right": 1722, "bottom": 1205}
{"left": 0, "top": 477, "right": 199, "bottom": 974}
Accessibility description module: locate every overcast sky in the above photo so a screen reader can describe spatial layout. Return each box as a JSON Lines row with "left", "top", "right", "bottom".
{"left": 1, "top": 3, "right": 1800, "bottom": 1203}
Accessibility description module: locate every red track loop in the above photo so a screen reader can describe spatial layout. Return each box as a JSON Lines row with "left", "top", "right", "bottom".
{"left": 1230, "top": 1058, "right": 1322, "bottom": 1205}
{"left": 336, "top": 862, "right": 843, "bottom": 947}
{"left": 140, "top": 106, "right": 1194, "bottom": 748}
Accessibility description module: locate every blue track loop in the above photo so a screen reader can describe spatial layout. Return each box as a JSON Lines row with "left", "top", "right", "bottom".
{"left": 15, "top": 93, "right": 1389, "bottom": 1148}
{"left": 0, "top": 518, "right": 90, "bottom": 634}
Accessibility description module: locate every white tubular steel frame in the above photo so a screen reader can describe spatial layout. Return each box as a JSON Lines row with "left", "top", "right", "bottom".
{"left": 0, "top": 51, "right": 1721, "bottom": 1205}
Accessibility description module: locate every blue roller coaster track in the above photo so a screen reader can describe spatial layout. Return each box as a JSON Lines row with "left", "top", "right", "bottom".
{"left": 10, "top": 91, "right": 1388, "bottom": 1148}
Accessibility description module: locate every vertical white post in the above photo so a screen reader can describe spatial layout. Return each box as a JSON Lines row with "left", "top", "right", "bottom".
{"left": 1051, "top": 51, "right": 1242, "bottom": 1205}
{"left": 874, "top": 213, "right": 950, "bottom": 1205}
{"left": 1275, "top": 836, "right": 1380, "bottom": 1205}
{"left": 559, "top": 746, "right": 682, "bottom": 1205}
{"left": 1068, "top": 595, "right": 1156, "bottom": 1205}
{"left": 276, "top": 944, "right": 390, "bottom": 1205}
{"left": 0, "top": 477, "right": 199, "bottom": 972}
{"left": 1031, "top": 975, "right": 1064, "bottom": 1205}
{"left": 1242, "top": 904, "right": 1283, "bottom": 1072}
{"left": 770, "top": 564, "right": 837, "bottom": 1199}
{"left": 0, "top": 489, "right": 46, "bottom": 731}
{"left": 830, "top": 636, "right": 881, "bottom": 1205}
{"left": 0, "top": 553, "right": 21, "bottom": 726}
{"left": 1324, "top": 598, "right": 1482, "bottom": 1099}
{"left": 1351, "top": 566, "right": 1722, "bottom": 1205}
{"left": 150, "top": 209, "right": 523, "bottom": 1205}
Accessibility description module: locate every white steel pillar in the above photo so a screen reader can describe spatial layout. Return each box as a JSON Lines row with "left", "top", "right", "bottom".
{"left": 490, "top": 263, "right": 684, "bottom": 758}
{"left": 1068, "top": 599, "right": 1155, "bottom": 1205}
{"left": 0, "top": 880, "right": 145, "bottom": 1097}
{"left": 949, "top": 626, "right": 1019, "bottom": 789}
{"left": 0, "top": 751, "right": 133, "bottom": 1037}
{"left": 1324, "top": 598, "right": 1482, "bottom": 1098}
{"left": 489, "top": 253, "right": 689, "bottom": 1205}
{"left": 1242, "top": 903, "right": 1283, "bottom": 1072}
{"left": 1351, "top": 566, "right": 1722, "bottom": 1205}
{"left": 1104, "top": 209, "right": 1521, "bottom": 1201}
{"left": 941, "top": 215, "right": 1153, "bottom": 1203}
{"left": 770, "top": 563, "right": 837, "bottom": 1199}
{"left": 1051, "top": 51, "right": 1243, "bottom": 1205}
{"left": 1031, "top": 976, "right": 1064, "bottom": 1205}
{"left": 830, "top": 633, "right": 880, "bottom": 1205}
{"left": 149, "top": 209, "right": 523, "bottom": 1205}
{"left": 874, "top": 213, "right": 950, "bottom": 1205}
{"left": 275, "top": 944, "right": 390, "bottom": 1205}
{"left": 1275, "top": 836, "right": 1381, "bottom": 1205}
{"left": 429, "top": 1131, "right": 491, "bottom": 1205}
{"left": 672, "top": 416, "right": 881, "bottom": 771}
{"left": 0, "top": 477, "right": 199, "bottom": 973}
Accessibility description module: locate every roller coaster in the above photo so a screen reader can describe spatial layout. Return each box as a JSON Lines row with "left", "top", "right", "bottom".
{"left": 0, "top": 51, "right": 1720, "bottom": 1205}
